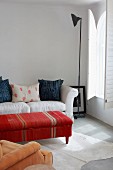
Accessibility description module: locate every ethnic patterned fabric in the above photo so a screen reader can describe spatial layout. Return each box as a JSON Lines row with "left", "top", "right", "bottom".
{"left": 0, "top": 111, "right": 72, "bottom": 142}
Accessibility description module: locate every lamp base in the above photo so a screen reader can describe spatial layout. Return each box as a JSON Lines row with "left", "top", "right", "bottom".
{"left": 74, "top": 115, "right": 78, "bottom": 119}
{"left": 74, "top": 113, "right": 85, "bottom": 118}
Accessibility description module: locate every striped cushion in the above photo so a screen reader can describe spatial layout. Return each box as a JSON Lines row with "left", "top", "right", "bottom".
{"left": 0, "top": 111, "right": 73, "bottom": 142}
{"left": 0, "top": 79, "right": 12, "bottom": 103}
{"left": 0, "top": 111, "right": 72, "bottom": 130}
{"left": 17, "top": 111, "right": 72, "bottom": 128}
{"left": 0, "top": 114, "right": 24, "bottom": 131}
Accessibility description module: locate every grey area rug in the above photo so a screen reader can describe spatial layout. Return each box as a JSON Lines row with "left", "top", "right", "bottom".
{"left": 81, "top": 157, "right": 113, "bottom": 170}
{"left": 38, "top": 132, "right": 113, "bottom": 170}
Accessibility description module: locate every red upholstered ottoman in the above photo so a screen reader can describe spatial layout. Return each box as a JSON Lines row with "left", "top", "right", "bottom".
{"left": 0, "top": 111, "right": 73, "bottom": 144}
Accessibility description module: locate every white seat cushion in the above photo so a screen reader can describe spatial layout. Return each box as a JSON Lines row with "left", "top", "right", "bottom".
{"left": 0, "top": 102, "right": 30, "bottom": 114}
{"left": 27, "top": 101, "right": 66, "bottom": 112}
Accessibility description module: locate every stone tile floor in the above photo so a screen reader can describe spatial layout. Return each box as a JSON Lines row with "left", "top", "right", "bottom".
{"left": 73, "top": 114, "right": 113, "bottom": 143}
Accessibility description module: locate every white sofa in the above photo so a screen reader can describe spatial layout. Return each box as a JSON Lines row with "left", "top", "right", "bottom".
{"left": 0, "top": 85, "right": 78, "bottom": 120}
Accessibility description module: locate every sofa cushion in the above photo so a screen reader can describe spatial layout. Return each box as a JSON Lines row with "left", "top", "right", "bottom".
{"left": 0, "top": 79, "right": 12, "bottom": 103}
{"left": 27, "top": 101, "right": 66, "bottom": 112}
{"left": 0, "top": 102, "right": 30, "bottom": 114}
{"left": 0, "top": 140, "right": 21, "bottom": 156}
{"left": 0, "top": 144, "right": 3, "bottom": 158}
{"left": 38, "top": 79, "right": 63, "bottom": 101}
{"left": 0, "top": 76, "right": 2, "bottom": 82}
{"left": 11, "top": 84, "right": 40, "bottom": 103}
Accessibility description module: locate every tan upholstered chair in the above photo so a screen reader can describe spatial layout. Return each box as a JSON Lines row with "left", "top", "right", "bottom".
{"left": 0, "top": 140, "right": 53, "bottom": 170}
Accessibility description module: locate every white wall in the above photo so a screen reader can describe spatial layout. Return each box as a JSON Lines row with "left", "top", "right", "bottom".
{"left": 0, "top": 2, "right": 88, "bottom": 86}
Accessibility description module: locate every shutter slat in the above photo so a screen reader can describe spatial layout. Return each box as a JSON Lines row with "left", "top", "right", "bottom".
{"left": 105, "top": 0, "right": 113, "bottom": 108}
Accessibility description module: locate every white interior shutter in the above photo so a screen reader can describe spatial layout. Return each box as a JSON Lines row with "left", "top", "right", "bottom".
{"left": 105, "top": 0, "right": 113, "bottom": 108}
{"left": 96, "top": 12, "right": 106, "bottom": 99}
{"left": 87, "top": 10, "right": 97, "bottom": 100}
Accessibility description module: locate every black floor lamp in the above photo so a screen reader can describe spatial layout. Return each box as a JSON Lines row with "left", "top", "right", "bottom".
{"left": 71, "top": 14, "right": 82, "bottom": 117}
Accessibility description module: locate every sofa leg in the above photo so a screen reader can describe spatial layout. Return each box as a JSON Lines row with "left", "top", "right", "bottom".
{"left": 65, "top": 137, "right": 69, "bottom": 144}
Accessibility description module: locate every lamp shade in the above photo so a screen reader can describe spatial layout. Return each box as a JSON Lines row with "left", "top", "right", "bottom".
{"left": 71, "top": 14, "right": 81, "bottom": 27}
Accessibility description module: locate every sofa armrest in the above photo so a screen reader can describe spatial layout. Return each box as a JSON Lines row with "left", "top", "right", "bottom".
{"left": 61, "top": 85, "right": 78, "bottom": 120}
{"left": 41, "top": 150, "right": 53, "bottom": 165}
{"left": 0, "top": 140, "right": 21, "bottom": 155}
{"left": 0, "top": 142, "right": 40, "bottom": 170}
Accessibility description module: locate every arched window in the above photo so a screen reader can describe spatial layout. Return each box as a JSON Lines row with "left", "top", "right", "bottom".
{"left": 96, "top": 12, "right": 106, "bottom": 98}
{"left": 87, "top": 10, "right": 106, "bottom": 100}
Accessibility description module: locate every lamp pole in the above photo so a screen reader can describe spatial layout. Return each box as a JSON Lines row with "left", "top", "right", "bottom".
{"left": 71, "top": 14, "right": 82, "bottom": 117}
{"left": 78, "top": 19, "right": 82, "bottom": 115}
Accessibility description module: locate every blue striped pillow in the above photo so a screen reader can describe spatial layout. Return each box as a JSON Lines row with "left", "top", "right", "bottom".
{"left": 38, "top": 79, "right": 63, "bottom": 101}
{"left": 0, "top": 76, "right": 2, "bottom": 82}
{"left": 0, "top": 79, "right": 12, "bottom": 103}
